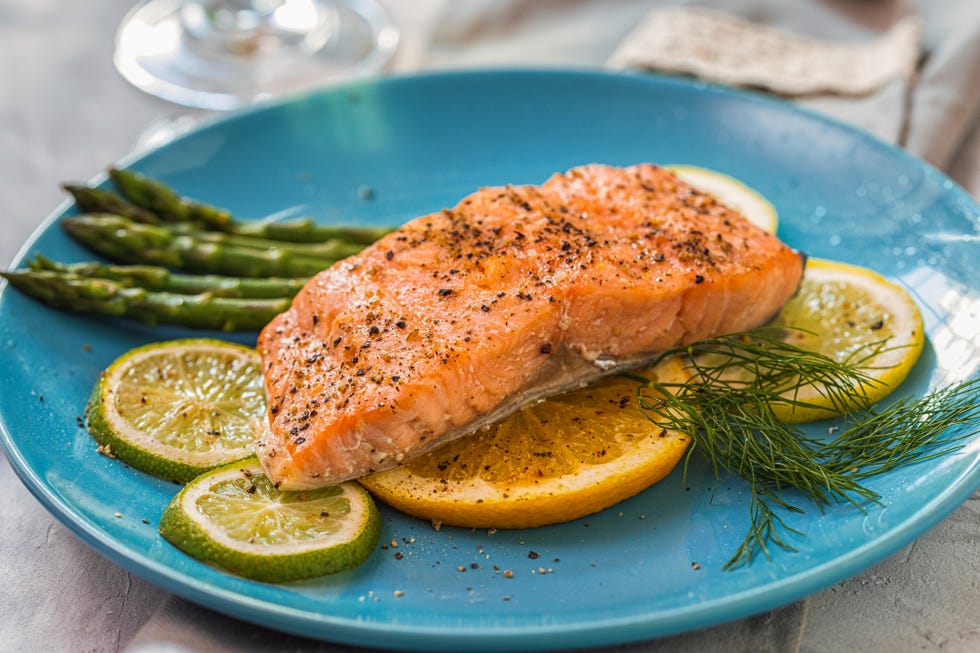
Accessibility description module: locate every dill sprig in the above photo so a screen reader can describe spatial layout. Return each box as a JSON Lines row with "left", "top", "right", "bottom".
{"left": 637, "top": 330, "right": 980, "bottom": 570}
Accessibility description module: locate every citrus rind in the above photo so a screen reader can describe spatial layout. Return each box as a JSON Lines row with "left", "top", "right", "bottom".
{"left": 87, "top": 338, "right": 266, "bottom": 482}
{"left": 159, "top": 457, "right": 381, "bottom": 582}
{"left": 768, "top": 258, "right": 925, "bottom": 423}
{"left": 666, "top": 164, "right": 779, "bottom": 234}
{"left": 360, "top": 357, "right": 691, "bottom": 529}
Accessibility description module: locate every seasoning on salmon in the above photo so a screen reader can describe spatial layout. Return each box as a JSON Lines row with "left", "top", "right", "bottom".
{"left": 256, "top": 163, "right": 805, "bottom": 489}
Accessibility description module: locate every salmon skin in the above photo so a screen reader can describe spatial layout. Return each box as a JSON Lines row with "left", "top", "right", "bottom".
{"left": 257, "top": 164, "right": 804, "bottom": 489}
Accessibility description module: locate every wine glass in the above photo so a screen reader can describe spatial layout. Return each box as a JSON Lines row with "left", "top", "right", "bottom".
{"left": 114, "top": 0, "right": 399, "bottom": 111}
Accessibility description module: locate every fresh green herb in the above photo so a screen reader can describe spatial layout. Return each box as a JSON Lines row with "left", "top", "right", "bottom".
{"left": 637, "top": 330, "right": 980, "bottom": 570}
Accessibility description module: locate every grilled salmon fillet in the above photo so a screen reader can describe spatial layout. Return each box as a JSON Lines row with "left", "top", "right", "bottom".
{"left": 257, "top": 164, "right": 804, "bottom": 489}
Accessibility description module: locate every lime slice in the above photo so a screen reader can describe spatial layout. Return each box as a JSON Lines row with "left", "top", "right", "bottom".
{"left": 666, "top": 164, "right": 779, "bottom": 234}
{"left": 86, "top": 338, "right": 265, "bottom": 482}
{"left": 159, "top": 457, "right": 380, "bottom": 582}
{"left": 764, "top": 258, "right": 924, "bottom": 423}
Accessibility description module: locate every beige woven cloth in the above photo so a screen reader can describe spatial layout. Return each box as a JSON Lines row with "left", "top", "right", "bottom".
{"left": 606, "top": 6, "right": 921, "bottom": 145}
{"left": 607, "top": 7, "right": 921, "bottom": 96}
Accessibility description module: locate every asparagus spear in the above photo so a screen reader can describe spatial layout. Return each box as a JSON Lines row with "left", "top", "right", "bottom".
{"left": 61, "top": 184, "right": 160, "bottom": 224}
{"left": 109, "top": 168, "right": 232, "bottom": 228}
{"left": 106, "top": 168, "right": 395, "bottom": 243}
{"left": 168, "top": 223, "right": 366, "bottom": 256}
{"left": 28, "top": 255, "right": 307, "bottom": 299}
{"left": 61, "top": 215, "right": 359, "bottom": 277}
{"left": 228, "top": 217, "right": 394, "bottom": 245}
{"left": 1, "top": 270, "right": 290, "bottom": 331}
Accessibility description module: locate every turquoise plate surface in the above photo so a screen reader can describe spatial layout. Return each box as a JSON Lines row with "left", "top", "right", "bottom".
{"left": 1, "top": 70, "right": 978, "bottom": 651}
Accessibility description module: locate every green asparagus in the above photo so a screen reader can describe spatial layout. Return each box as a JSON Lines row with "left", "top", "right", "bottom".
{"left": 109, "top": 168, "right": 233, "bottom": 228}
{"left": 1, "top": 270, "right": 290, "bottom": 331}
{"left": 4, "top": 167, "right": 400, "bottom": 330}
{"left": 62, "top": 215, "right": 359, "bottom": 277}
{"left": 62, "top": 184, "right": 161, "bottom": 224}
{"left": 105, "top": 168, "right": 395, "bottom": 243}
{"left": 163, "top": 223, "right": 367, "bottom": 256}
{"left": 28, "top": 255, "right": 308, "bottom": 299}
{"left": 227, "top": 217, "right": 394, "bottom": 245}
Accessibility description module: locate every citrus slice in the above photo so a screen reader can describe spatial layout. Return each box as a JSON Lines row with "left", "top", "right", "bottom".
{"left": 666, "top": 164, "right": 779, "bottom": 234}
{"left": 359, "top": 356, "right": 691, "bottom": 530}
{"left": 159, "top": 457, "right": 381, "bottom": 582}
{"left": 86, "top": 338, "right": 266, "bottom": 483}
{"left": 760, "top": 258, "right": 924, "bottom": 423}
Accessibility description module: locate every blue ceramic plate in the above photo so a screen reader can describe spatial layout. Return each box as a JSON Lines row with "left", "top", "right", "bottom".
{"left": 1, "top": 70, "right": 978, "bottom": 651}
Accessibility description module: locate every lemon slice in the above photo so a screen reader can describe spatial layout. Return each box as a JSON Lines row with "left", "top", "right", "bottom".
{"left": 159, "top": 457, "right": 381, "bottom": 582}
{"left": 86, "top": 339, "right": 265, "bottom": 483}
{"left": 764, "top": 258, "right": 924, "bottom": 423}
{"left": 666, "top": 164, "right": 779, "bottom": 234}
{"left": 360, "top": 357, "right": 691, "bottom": 530}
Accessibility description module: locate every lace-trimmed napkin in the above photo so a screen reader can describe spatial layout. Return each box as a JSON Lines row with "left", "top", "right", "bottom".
{"left": 608, "top": 7, "right": 921, "bottom": 143}
{"left": 608, "top": 7, "right": 920, "bottom": 96}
